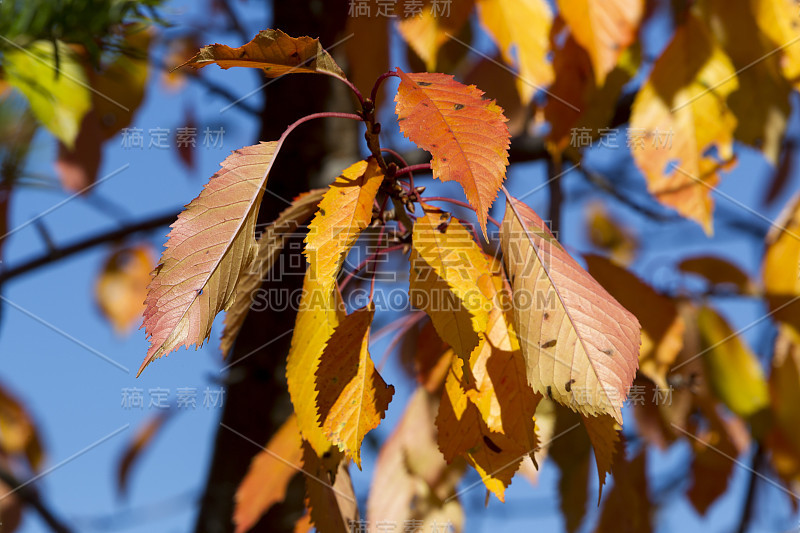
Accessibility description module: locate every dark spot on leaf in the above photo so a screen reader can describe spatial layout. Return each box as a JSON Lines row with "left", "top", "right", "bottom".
{"left": 541, "top": 339, "right": 556, "bottom": 349}
{"left": 319, "top": 208, "right": 326, "bottom": 216}
{"left": 483, "top": 435, "right": 502, "bottom": 453}
{"left": 454, "top": 103, "right": 465, "bottom": 110}
{"left": 437, "top": 222, "right": 448, "bottom": 233}
{"left": 543, "top": 312, "right": 549, "bottom": 320}
{"left": 565, "top": 379, "right": 575, "bottom": 392}
{"left": 417, "top": 81, "right": 432, "bottom": 86}
{"left": 602, "top": 348, "right": 614, "bottom": 356}
{"left": 546, "top": 386, "right": 553, "bottom": 399}
{"left": 322, "top": 450, "right": 332, "bottom": 459}
{"left": 442, "top": 157, "right": 448, "bottom": 162}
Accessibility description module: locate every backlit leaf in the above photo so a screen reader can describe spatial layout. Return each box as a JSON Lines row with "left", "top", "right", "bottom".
{"left": 305, "top": 158, "right": 384, "bottom": 297}
{"left": 556, "top": 0, "right": 644, "bottom": 84}
{"left": 580, "top": 412, "right": 619, "bottom": 500}
{"left": 409, "top": 211, "right": 492, "bottom": 360}
{"left": 397, "top": 0, "right": 475, "bottom": 71}
{"left": 629, "top": 14, "right": 738, "bottom": 234}
{"left": 301, "top": 443, "right": 359, "bottom": 533}
{"left": 394, "top": 69, "right": 511, "bottom": 236}
{"left": 752, "top": 0, "right": 800, "bottom": 90}
{"left": 501, "top": 199, "right": 640, "bottom": 423}
{"left": 697, "top": 306, "right": 769, "bottom": 420}
{"left": 140, "top": 142, "right": 280, "bottom": 375}
{"left": 221, "top": 189, "right": 326, "bottom": 357}
{"left": 0, "top": 382, "right": 44, "bottom": 471}
{"left": 766, "top": 324, "right": 800, "bottom": 482}
{"left": 316, "top": 305, "right": 394, "bottom": 468}
{"left": 3, "top": 40, "right": 91, "bottom": 148}
{"left": 762, "top": 193, "right": 800, "bottom": 331}
{"left": 233, "top": 415, "right": 304, "bottom": 533}
{"left": 286, "top": 273, "right": 345, "bottom": 456}
{"left": 367, "top": 388, "right": 465, "bottom": 531}
{"left": 476, "top": 0, "right": 554, "bottom": 103}
{"left": 179, "top": 29, "right": 347, "bottom": 81}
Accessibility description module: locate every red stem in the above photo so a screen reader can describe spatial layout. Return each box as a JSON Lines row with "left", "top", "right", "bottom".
{"left": 377, "top": 311, "right": 427, "bottom": 372}
{"left": 371, "top": 71, "right": 400, "bottom": 104}
{"left": 422, "top": 197, "right": 501, "bottom": 229}
{"left": 394, "top": 164, "right": 432, "bottom": 177}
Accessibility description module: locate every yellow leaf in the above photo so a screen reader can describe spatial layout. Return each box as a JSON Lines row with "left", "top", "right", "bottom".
{"left": 316, "top": 305, "right": 395, "bottom": 468}
{"left": 367, "top": 388, "right": 465, "bottom": 531}
{"left": 301, "top": 442, "right": 359, "bottom": 533}
{"left": 394, "top": 70, "right": 511, "bottom": 237}
{"left": 233, "top": 415, "right": 303, "bottom": 533}
{"left": 752, "top": 0, "right": 800, "bottom": 89}
{"left": 3, "top": 40, "right": 91, "bottom": 148}
{"left": 140, "top": 142, "right": 280, "bottom": 375}
{"left": 95, "top": 245, "right": 155, "bottom": 335}
{"left": 585, "top": 255, "right": 684, "bottom": 389}
{"left": 697, "top": 306, "right": 769, "bottom": 419}
{"left": 703, "top": 0, "right": 790, "bottom": 164}
{"left": 286, "top": 272, "right": 345, "bottom": 456}
{"left": 762, "top": 193, "right": 800, "bottom": 331}
{"left": 501, "top": 199, "right": 641, "bottom": 423}
{"left": 629, "top": 14, "right": 738, "bottom": 234}
{"left": 221, "top": 189, "right": 326, "bottom": 357}
{"left": 556, "top": 0, "right": 644, "bottom": 84}
{"left": 476, "top": 0, "right": 555, "bottom": 103}
{"left": 305, "top": 158, "right": 384, "bottom": 297}
{"left": 179, "top": 29, "right": 347, "bottom": 81}
{"left": 585, "top": 202, "right": 637, "bottom": 265}
{"left": 397, "top": 0, "right": 475, "bottom": 71}
{"left": 409, "top": 211, "right": 492, "bottom": 360}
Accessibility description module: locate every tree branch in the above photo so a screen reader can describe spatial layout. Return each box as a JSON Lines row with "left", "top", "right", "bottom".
{"left": 0, "top": 466, "right": 73, "bottom": 533}
{"left": 0, "top": 211, "right": 179, "bottom": 285}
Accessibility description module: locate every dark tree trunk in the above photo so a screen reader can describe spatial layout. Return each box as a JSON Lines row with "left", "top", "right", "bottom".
{"left": 194, "top": 2, "right": 352, "bottom": 531}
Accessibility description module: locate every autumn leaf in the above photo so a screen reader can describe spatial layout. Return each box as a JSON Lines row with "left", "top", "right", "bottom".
{"left": 556, "top": 0, "right": 644, "bottom": 84}
{"left": 476, "top": 0, "right": 554, "bottom": 103}
{"left": 678, "top": 255, "right": 754, "bottom": 295}
{"left": 500, "top": 198, "right": 640, "bottom": 423}
{"left": 286, "top": 272, "right": 345, "bottom": 456}
{"left": 629, "top": 14, "right": 738, "bottom": 234}
{"left": 762, "top": 193, "right": 800, "bottom": 332}
{"left": 221, "top": 189, "right": 326, "bottom": 357}
{"left": 316, "top": 305, "right": 394, "bottom": 468}
{"left": 397, "top": 0, "right": 475, "bottom": 71}
{"left": 585, "top": 202, "right": 637, "bottom": 265}
{"left": 117, "top": 412, "right": 170, "bottom": 497}
{"left": 367, "top": 388, "right": 465, "bottom": 531}
{"left": 394, "top": 69, "right": 511, "bottom": 236}
{"left": 752, "top": 0, "right": 800, "bottom": 91}
{"left": 140, "top": 142, "right": 281, "bottom": 375}
{"left": 409, "top": 321, "right": 453, "bottom": 393}
{"left": 595, "top": 453, "right": 652, "bottom": 533}
{"left": 305, "top": 158, "right": 384, "bottom": 297}
{"left": 697, "top": 306, "right": 769, "bottom": 420}
{"left": 0, "top": 382, "right": 44, "bottom": 471}
{"left": 409, "top": 211, "right": 492, "bottom": 360}
{"left": 585, "top": 255, "right": 683, "bottom": 389}
{"left": 580, "top": 412, "right": 619, "bottom": 500}
{"left": 233, "top": 415, "right": 304, "bottom": 533}
{"left": 301, "top": 442, "right": 359, "bottom": 533}
{"left": 2, "top": 40, "right": 91, "bottom": 148}
{"left": 436, "top": 259, "right": 542, "bottom": 500}
{"left": 179, "top": 29, "right": 347, "bottom": 81}
{"left": 766, "top": 324, "right": 800, "bottom": 482}
{"left": 95, "top": 245, "right": 155, "bottom": 335}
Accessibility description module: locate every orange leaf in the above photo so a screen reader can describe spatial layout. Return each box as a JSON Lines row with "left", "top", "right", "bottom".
{"left": 367, "top": 388, "right": 465, "bottom": 530}
{"left": 397, "top": 0, "right": 475, "bottom": 71}
{"left": 394, "top": 69, "right": 510, "bottom": 237}
{"left": 0, "top": 382, "right": 44, "bottom": 471}
{"left": 501, "top": 198, "right": 640, "bottom": 423}
{"left": 316, "top": 305, "right": 395, "bottom": 468}
{"left": 556, "top": 0, "right": 644, "bottom": 84}
{"left": 96, "top": 245, "right": 155, "bottom": 335}
{"left": 140, "top": 142, "right": 281, "bottom": 375}
{"left": 233, "top": 415, "right": 304, "bottom": 533}
{"left": 117, "top": 412, "right": 170, "bottom": 497}
{"left": 179, "top": 29, "right": 347, "bottom": 81}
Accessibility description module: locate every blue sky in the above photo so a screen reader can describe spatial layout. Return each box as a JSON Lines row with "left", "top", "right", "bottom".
{"left": 2, "top": 1, "right": 799, "bottom": 532}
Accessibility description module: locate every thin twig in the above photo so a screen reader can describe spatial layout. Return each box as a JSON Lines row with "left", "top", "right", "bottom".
{"left": 0, "top": 467, "right": 73, "bottom": 533}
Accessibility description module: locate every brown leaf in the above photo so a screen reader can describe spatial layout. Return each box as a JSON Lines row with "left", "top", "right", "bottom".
{"left": 301, "top": 442, "right": 359, "bottom": 533}
{"left": 117, "top": 412, "right": 170, "bottom": 497}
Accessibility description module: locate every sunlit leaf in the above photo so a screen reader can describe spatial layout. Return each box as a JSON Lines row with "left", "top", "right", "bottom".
{"left": 397, "top": 0, "right": 475, "bottom": 71}
{"left": 501, "top": 198, "right": 640, "bottom": 422}
{"left": 629, "top": 14, "right": 738, "bottom": 234}
{"left": 0, "top": 382, "right": 44, "bottom": 471}
{"left": 394, "top": 69, "right": 511, "bottom": 236}
{"left": 316, "top": 305, "right": 394, "bottom": 468}
{"left": 140, "top": 142, "right": 281, "bottom": 375}
{"left": 179, "top": 29, "right": 347, "bottom": 81}
{"left": 762, "top": 193, "right": 800, "bottom": 332}
{"left": 95, "top": 245, "right": 155, "bottom": 335}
